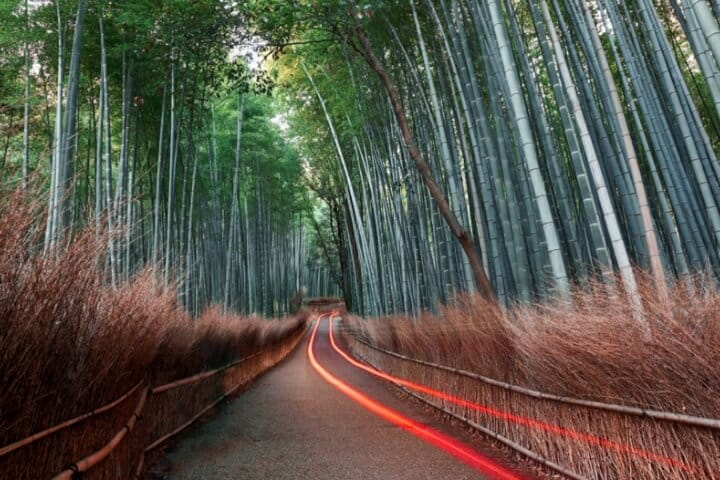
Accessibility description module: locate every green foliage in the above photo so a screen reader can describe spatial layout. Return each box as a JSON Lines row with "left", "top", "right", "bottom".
{"left": 0, "top": 0, "right": 27, "bottom": 166}
{"left": 208, "top": 91, "right": 309, "bottom": 228}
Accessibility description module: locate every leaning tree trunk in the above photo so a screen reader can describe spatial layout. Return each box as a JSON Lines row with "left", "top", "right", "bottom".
{"left": 354, "top": 24, "right": 496, "bottom": 303}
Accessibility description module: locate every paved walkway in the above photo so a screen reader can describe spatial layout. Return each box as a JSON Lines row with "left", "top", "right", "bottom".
{"left": 159, "top": 317, "right": 530, "bottom": 479}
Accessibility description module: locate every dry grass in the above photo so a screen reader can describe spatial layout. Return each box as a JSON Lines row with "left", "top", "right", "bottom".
{"left": 343, "top": 277, "right": 720, "bottom": 479}
{"left": 0, "top": 188, "right": 307, "bottom": 479}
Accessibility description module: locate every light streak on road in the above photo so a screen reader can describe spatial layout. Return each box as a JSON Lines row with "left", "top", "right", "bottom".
{"left": 308, "top": 314, "right": 524, "bottom": 480}
{"left": 326, "top": 314, "right": 692, "bottom": 472}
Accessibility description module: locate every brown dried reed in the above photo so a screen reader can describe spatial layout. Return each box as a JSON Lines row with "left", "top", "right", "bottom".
{"left": 343, "top": 277, "right": 720, "bottom": 479}
{"left": 0, "top": 188, "right": 307, "bottom": 479}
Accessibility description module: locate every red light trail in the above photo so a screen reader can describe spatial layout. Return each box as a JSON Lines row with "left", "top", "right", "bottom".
{"left": 307, "top": 314, "right": 525, "bottom": 480}
{"left": 325, "top": 313, "right": 693, "bottom": 472}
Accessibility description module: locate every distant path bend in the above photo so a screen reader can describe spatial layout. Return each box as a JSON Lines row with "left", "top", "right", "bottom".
{"left": 159, "top": 314, "right": 533, "bottom": 480}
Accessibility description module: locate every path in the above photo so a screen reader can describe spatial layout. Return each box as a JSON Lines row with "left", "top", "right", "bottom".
{"left": 158, "top": 314, "right": 532, "bottom": 479}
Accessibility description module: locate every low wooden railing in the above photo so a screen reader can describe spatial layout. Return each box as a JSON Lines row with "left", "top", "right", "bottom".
{"left": 0, "top": 326, "right": 305, "bottom": 479}
{"left": 343, "top": 330, "right": 720, "bottom": 479}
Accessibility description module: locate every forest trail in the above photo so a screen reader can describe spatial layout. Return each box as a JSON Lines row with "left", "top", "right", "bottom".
{"left": 155, "top": 315, "right": 530, "bottom": 480}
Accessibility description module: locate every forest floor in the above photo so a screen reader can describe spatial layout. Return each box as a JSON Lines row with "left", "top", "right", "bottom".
{"left": 147, "top": 318, "right": 547, "bottom": 480}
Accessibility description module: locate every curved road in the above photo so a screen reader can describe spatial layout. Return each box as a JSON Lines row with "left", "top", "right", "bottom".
{"left": 157, "top": 314, "right": 533, "bottom": 480}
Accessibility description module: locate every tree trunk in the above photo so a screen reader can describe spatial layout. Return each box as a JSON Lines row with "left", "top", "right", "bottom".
{"left": 354, "top": 25, "right": 496, "bottom": 303}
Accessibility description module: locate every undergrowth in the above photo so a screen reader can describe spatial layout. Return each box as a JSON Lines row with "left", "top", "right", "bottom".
{"left": 344, "top": 277, "right": 720, "bottom": 479}
{"left": 0, "top": 188, "right": 307, "bottom": 478}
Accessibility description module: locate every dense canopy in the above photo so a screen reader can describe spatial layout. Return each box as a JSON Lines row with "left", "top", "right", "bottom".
{"left": 0, "top": 0, "right": 719, "bottom": 315}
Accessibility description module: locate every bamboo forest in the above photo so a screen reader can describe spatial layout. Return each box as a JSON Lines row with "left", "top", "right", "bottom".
{"left": 1, "top": 1, "right": 719, "bottom": 479}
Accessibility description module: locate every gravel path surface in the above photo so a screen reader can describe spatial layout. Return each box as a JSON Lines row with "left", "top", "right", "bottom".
{"left": 156, "top": 318, "right": 533, "bottom": 480}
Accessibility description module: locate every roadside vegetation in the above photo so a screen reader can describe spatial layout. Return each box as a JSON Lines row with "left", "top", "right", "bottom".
{"left": 0, "top": 187, "right": 307, "bottom": 478}
{"left": 1, "top": 0, "right": 719, "bottom": 477}
{"left": 343, "top": 278, "right": 720, "bottom": 478}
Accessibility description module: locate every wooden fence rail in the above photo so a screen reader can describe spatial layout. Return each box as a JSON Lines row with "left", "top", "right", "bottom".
{"left": 351, "top": 335, "right": 720, "bottom": 430}
{"left": 0, "top": 326, "right": 305, "bottom": 479}
{"left": 343, "top": 328, "right": 720, "bottom": 479}
{"left": 0, "top": 381, "right": 146, "bottom": 459}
